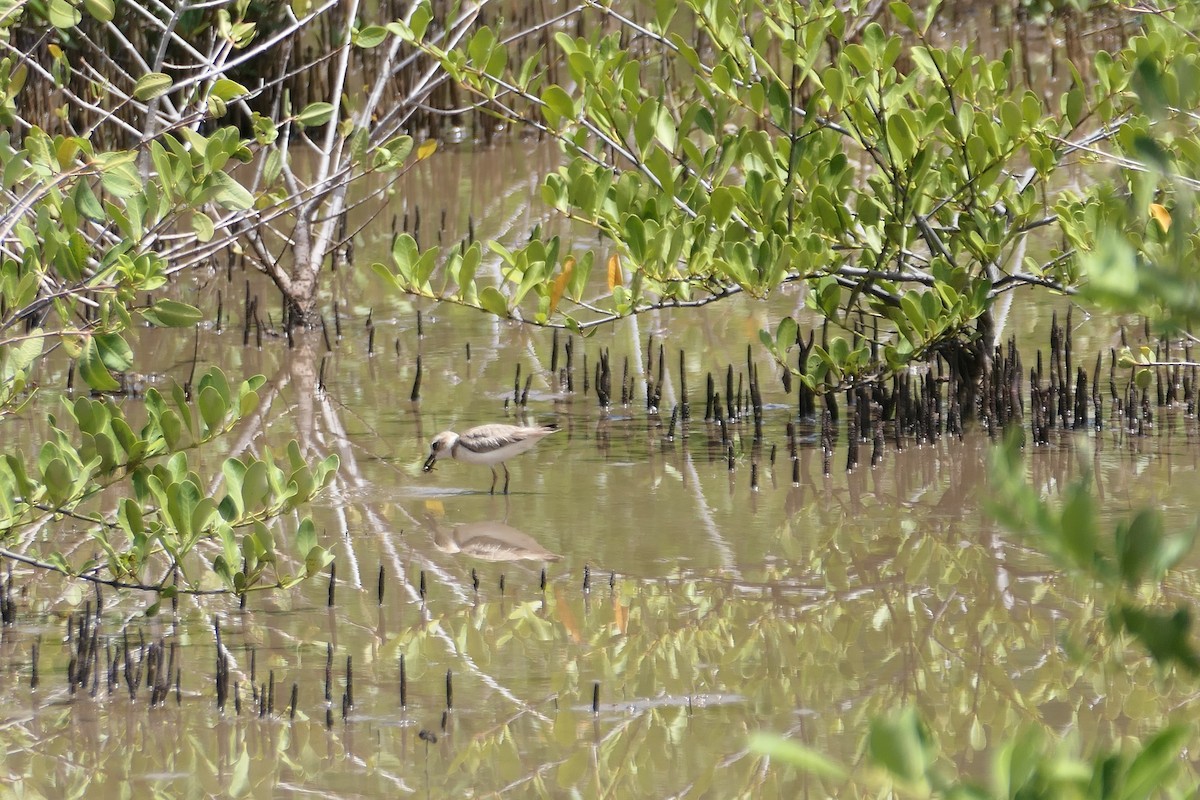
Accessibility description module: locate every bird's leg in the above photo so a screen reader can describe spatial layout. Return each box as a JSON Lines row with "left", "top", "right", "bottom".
{"left": 502, "top": 463, "right": 510, "bottom": 495}
{"left": 489, "top": 467, "right": 498, "bottom": 495}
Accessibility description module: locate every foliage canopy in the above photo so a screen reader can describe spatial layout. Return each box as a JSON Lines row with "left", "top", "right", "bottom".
{"left": 378, "top": 0, "right": 1200, "bottom": 395}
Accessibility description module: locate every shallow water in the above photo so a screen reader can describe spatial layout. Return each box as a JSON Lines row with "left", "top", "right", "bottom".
{"left": 1, "top": 139, "right": 1199, "bottom": 797}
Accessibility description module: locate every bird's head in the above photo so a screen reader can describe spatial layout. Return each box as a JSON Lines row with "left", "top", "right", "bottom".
{"left": 423, "top": 431, "right": 458, "bottom": 472}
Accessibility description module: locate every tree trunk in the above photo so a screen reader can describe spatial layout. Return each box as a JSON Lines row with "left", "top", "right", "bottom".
{"left": 279, "top": 210, "right": 322, "bottom": 328}
{"left": 949, "top": 309, "right": 995, "bottom": 420}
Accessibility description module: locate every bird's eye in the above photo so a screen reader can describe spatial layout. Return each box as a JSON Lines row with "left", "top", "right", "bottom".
{"left": 431, "top": 441, "right": 441, "bottom": 451}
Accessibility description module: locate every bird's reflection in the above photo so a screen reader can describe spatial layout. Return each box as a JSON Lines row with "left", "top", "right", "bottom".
{"left": 432, "top": 519, "right": 562, "bottom": 563}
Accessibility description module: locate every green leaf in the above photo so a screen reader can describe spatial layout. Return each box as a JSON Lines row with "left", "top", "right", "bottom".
{"left": 239, "top": 376, "right": 264, "bottom": 416}
{"left": 159, "top": 409, "right": 183, "bottom": 450}
{"left": 513, "top": 260, "right": 548, "bottom": 306}
{"left": 1131, "top": 58, "right": 1168, "bottom": 119}
{"left": 251, "top": 520, "right": 275, "bottom": 560}
{"left": 95, "top": 153, "right": 143, "bottom": 199}
{"left": 775, "top": 317, "right": 798, "bottom": 354}
{"left": 999, "top": 100, "right": 1023, "bottom": 141}
{"left": 208, "top": 172, "right": 253, "bottom": 211}
{"left": 412, "top": 248, "right": 439, "bottom": 290}
{"left": 6, "top": 329, "right": 44, "bottom": 374}
{"left": 869, "top": 708, "right": 931, "bottom": 783}
{"left": 479, "top": 286, "right": 509, "bottom": 317}
{"left": 198, "top": 368, "right": 232, "bottom": 407}
{"left": 653, "top": 104, "right": 677, "bottom": 153}
{"left": 240, "top": 460, "right": 269, "bottom": 511}
{"left": 296, "top": 102, "right": 334, "bottom": 127}
{"left": 391, "top": 233, "right": 419, "bottom": 285}
{"left": 220, "top": 459, "right": 246, "bottom": 520}
{"left": 171, "top": 384, "right": 195, "bottom": 440}
{"left": 540, "top": 85, "right": 575, "bottom": 127}
{"left": 296, "top": 517, "right": 317, "bottom": 555}
{"left": 1059, "top": 484, "right": 1096, "bottom": 571}
{"left": 95, "top": 333, "right": 133, "bottom": 372}
{"left": 758, "top": 328, "right": 775, "bottom": 355}
{"left": 79, "top": 337, "right": 121, "bottom": 392}
{"left": 710, "top": 187, "right": 734, "bottom": 227}
{"left": 921, "top": 0, "right": 943, "bottom": 32}
{"left": 460, "top": 242, "right": 481, "bottom": 296}
{"left": 1061, "top": 86, "right": 1084, "bottom": 127}
{"left": 1132, "top": 134, "right": 1170, "bottom": 174}
{"left": 900, "top": 292, "right": 927, "bottom": 333}
{"left": 1115, "top": 509, "right": 1176, "bottom": 588}
{"left": 813, "top": 278, "right": 841, "bottom": 322}
{"left": 133, "top": 73, "right": 174, "bottom": 101}
{"left": 198, "top": 385, "right": 226, "bottom": 436}
{"left": 371, "top": 261, "right": 401, "bottom": 291}
{"left": 82, "top": 0, "right": 115, "bottom": 22}
{"left": 72, "top": 180, "right": 105, "bottom": 221}
{"left": 191, "top": 211, "right": 214, "bottom": 242}
{"left": 210, "top": 78, "right": 249, "bottom": 101}
{"left": 889, "top": 2, "right": 917, "bottom": 32}
{"left": 118, "top": 497, "right": 144, "bottom": 538}
{"left": 43, "top": 458, "right": 73, "bottom": 506}
{"left": 304, "top": 545, "right": 334, "bottom": 577}
{"left": 408, "top": 4, "right": 431, "bottom": 39}
{"left": 885, "top": 113, "right": 916, "bottom": 164}
{"left": 142, "top": 299, "right": 202, "bottom": 328}
{"left": 47, "top": 0, "right": 82, "bottom": 29}
{"left": 749, "top": 733, "right": 847, "bottom": 780}
{"left": 1114, "top": 605, "right": 1200, "bottom": 674}
{"left": 355, "top": 25, "right": 388, "bottom": 48}
{"left": 383, "top": 134, "right": 413, "bottom": 164}
{"left": 1123, "top": 725, "right": 1189, "bottom": 796}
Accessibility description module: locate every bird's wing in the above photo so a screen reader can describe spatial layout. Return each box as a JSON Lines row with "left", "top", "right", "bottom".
{"left": 459, "top": 424, "right": 553, "bottom": 452}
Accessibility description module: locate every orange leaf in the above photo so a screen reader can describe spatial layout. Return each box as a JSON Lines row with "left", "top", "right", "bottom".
{"left": 612, "top": 595, "right": 627, "bottom": 634}
{"left": 549, "top": 256, "right": 574, "bottom": 315}
{"left": 1150, "top": 202, "right": 1171, "bottom": 233}
{"left": 554, "top": 586, "right": 583, "bottom": 643}
{"left": 606, "top": 253, "right": 622, "bottom": 291}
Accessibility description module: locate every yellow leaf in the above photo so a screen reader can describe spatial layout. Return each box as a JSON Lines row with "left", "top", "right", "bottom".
{"left": 424, "top": 499, "right": 444, "bottom": 518}
{"left": 48, "top": 44, "right": 63, "bottom": 59}
{"left": 61, "top": 333, "right": 85, "bottom": 359}
{"left": 416, "top": 140, "right": 437, "bottom": 161}
{"left": 549, "top": 256, "right": 574, "bottom": 315}
{"left": 1149, "top": 202, "right": 1171, "bottom": 233}
{"left": 606, "top": 253, "right": 622, "bottom": 291}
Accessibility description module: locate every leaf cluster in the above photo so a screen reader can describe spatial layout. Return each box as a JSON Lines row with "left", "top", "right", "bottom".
{"left": 0, "top": 122, "right": 256, "bottom": 403}
{"left": 1058, "top": 8, "right": 1200, "bottom": 333}
{"left": 989, "top": 434, "right": 1199, "bottom": 681}
{"left": 374, "top": 0, "right": 1141, "bottom": 389}
{"left": 0, "top": 367, "right": 337, "bottom": 598}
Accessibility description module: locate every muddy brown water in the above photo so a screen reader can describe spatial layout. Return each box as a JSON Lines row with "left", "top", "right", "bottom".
{"left": 2, "top": 141, "right": 1199, "bottom": 797}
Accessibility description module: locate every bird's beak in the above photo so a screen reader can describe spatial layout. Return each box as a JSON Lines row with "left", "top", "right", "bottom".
{"left": 423, "top": 452, "right": 438, "bottom": 472}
